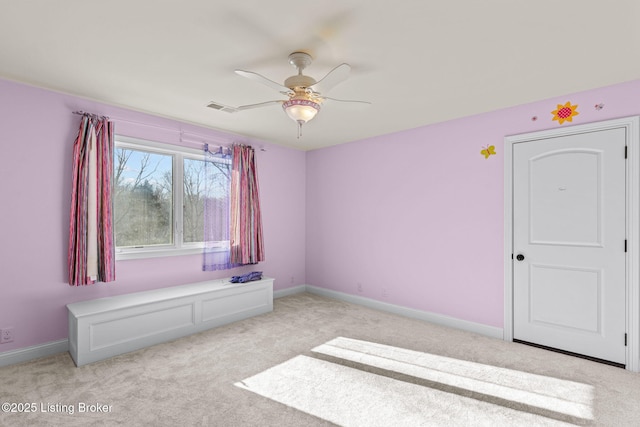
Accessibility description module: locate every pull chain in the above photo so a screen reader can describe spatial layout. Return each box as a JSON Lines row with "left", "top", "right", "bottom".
{"left": 297, "top": 120, "right": 303, "bottom": 139}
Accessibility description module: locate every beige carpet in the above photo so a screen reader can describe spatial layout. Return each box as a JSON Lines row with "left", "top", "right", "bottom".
{"left": 0, "top": 292, "right": 639, "bottom": 426}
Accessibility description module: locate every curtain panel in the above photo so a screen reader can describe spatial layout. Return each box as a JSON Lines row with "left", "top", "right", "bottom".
{"left": 203, "top": 144, "right": 264, "bottom": 271}
{"left": 203, "top": 146, "right": 235, "bottom": 270}
{"left": 230, "top": 144, "right": 265, "bottom": 266}
{"left": 68, "top": 115, "right": 115, "bottom": 286}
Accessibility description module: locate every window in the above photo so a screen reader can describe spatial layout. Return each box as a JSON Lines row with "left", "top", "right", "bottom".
{"left": 114, "top": 136, "right": 230, "bottom": 259}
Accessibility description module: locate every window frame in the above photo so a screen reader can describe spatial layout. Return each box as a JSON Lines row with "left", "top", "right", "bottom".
{"left": 114, "top": 135, "right": 229, "bottom": 260}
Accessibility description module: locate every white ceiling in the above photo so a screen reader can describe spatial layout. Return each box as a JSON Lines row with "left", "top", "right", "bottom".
{"left": 1, "top": 1, "right": 639, "bottom": 150}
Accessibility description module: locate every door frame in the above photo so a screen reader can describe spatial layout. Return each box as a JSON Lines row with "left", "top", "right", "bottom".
{"left": 503, "top": 116, "right": 640, "bottom": 372}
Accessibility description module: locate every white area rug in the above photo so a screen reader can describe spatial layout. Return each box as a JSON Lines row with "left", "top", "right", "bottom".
{"left": 235, "top": 337, "right": 590, "bottom": 426}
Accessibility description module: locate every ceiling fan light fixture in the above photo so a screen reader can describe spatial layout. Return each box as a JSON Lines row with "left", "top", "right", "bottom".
{"left": 282, "top": 98, "right": 321, "bottom": 139}
{"left": 282, "top": 98, "right": 321, "bottom": 124}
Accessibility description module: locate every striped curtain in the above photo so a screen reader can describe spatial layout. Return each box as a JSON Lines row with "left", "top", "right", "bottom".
{"left": 68, "top": 115, "right": 115, "bottom": 286}
{"left": 229, "top": 144, "right": 265, "bottom": 266}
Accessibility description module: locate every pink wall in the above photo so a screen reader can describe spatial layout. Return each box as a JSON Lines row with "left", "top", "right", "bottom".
{"left": 0, "top": 78, "right": 306, "bottom": 352}
{"left": 2, "top": 75, "right": 639, "bottom": 357}
{"left": 306, "top": 79, "right": 640, "bottom": 328}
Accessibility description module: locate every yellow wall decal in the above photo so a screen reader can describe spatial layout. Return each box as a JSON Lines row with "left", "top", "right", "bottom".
{"left": 481, "top": 145, "right": 496, "bottom": 159}
{"left": 551, "top": 102, "right": 579, "bottom": 124}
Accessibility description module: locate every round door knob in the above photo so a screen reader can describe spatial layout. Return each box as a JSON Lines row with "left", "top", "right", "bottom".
{"left": 516, "top": 254, "right": 525, "bottom": 261}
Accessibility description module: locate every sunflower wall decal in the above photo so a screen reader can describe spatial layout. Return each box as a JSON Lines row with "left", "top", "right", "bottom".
{"left": 551, "top": 102, "right": 579, "bottom": 124}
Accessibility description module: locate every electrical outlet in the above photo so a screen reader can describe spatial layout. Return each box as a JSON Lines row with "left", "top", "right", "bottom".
{"left": 357, "top": 283, "right": 363, "bottom": 293}
{"left": 382, "top": 288, "right": 389, "bottom": 298}
{"left": 1, "top": 327, "right": 14, "bottom": 343}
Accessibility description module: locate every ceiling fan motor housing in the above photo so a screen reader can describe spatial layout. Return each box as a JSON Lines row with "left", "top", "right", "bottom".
{"left": 284, "top": 74, "right": 316, "bottom": 90}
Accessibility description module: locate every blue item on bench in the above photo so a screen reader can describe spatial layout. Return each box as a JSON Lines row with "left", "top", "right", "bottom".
{"left": 230, "top": 271, "right": 263, "bottom": 283}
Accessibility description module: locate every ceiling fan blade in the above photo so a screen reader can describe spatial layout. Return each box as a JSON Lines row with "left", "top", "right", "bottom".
{"left": 235, "top": 70, "right": 292, "bottom": 95}
{"left": 320, "top": 96, "right": 371, "bottom": 105}
{"left": 236, "top": 100, "right": 284, "bottom": 111}
{"left": 309, "top": 63, "right": 351, "bottom": 95}
{"left": 207, "top": 100, "right": 283, "bottom": 113}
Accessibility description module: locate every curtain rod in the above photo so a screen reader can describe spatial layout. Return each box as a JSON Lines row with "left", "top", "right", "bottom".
{"left": 71, "top": 110, "right": 233, "bottom": 152}
{"left": 72, "top": 110, "right": 109, "bottom": 120}
{"left": 71, "top": 111, "right": 264, "bottom": 152}
{"left": 105, "top": 114, "right": 232, "bottom": 148}
{"left": 204, "top": 143, "right": 232, "bottom": 157}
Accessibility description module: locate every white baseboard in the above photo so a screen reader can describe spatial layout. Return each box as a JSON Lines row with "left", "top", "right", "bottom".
{"left": 305, "top": 285, "right": 504, "bottom": 340}
{"left": 1, "top": 284, "right": 502, "bottom": 368}
{"left": 274, "top": 285, "right": 307, "bottom": 299}
{"left": 0, "top": 339, "right": 68, "bottom": 368}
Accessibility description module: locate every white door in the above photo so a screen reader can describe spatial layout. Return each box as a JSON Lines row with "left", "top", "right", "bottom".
{"left": 512, "top": 127, "right": 627, "bottom": 365}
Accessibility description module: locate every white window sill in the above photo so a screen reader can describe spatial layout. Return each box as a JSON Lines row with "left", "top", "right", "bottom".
{"left": 115, "top": 246, "right": 226, "bottom": 261}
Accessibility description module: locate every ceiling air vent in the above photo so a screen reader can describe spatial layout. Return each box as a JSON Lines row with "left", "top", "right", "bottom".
{"left": 206, "top": 102, "right": 238, "bottom": 113}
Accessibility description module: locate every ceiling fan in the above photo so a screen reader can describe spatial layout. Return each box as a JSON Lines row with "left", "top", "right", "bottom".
{"left": 207, "top": 52, "right": 369, "bottom": 138}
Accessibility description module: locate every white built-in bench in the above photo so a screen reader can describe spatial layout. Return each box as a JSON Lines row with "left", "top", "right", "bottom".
{"left": 67, "top": 277, "right": 273, "bottom": 366}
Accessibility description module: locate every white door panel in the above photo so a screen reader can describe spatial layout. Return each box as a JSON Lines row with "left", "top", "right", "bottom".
{"left": 529, "top": 264, "right": 600, "bottom": 332}
{"left": 513, "top": 128, "right": 626, "bottom": 364}
{"left": 529, "top": 149, "right": 602, "bottom": 246}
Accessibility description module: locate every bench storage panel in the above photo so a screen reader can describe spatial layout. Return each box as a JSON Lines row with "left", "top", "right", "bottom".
{"left": 67, "top": 277, "right": 273, "bottom": 366}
